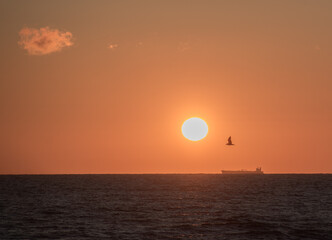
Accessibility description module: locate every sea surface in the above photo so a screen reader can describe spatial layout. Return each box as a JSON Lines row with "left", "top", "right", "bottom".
{"left": 1, "top": 174, "right": 331, "bottom": 239}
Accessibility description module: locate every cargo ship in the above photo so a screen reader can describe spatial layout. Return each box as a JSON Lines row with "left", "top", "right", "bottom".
{"left": 221, "top": 167, "right": 264, "bottom": 174}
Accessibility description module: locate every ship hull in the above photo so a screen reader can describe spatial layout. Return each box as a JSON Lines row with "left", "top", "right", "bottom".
{"left": 221, "top": 170, "right": 264, "bottom": 175}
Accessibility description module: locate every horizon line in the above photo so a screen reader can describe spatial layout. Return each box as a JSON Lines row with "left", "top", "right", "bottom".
{"left": 1, "top": 172, "right": 331, "bottom": 176}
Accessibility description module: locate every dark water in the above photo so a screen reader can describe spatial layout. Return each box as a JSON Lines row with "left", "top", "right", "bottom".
{"left": 1, "top": 174, "right": 331, "bottom": 239}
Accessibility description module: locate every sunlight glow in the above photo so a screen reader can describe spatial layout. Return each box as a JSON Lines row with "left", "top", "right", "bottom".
{"left": 181, "top": 117, "right": 208, "bottom": 141}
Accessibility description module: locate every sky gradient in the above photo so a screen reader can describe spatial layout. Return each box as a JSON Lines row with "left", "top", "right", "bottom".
{"left": 0, "top": 0, "right": 331, "bottom": 174}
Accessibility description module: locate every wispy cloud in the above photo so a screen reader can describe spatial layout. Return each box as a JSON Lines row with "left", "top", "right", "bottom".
{"left": 108, "top": 43, "right": 119, "bottom": 50}
{"left": 178, "top": 41, "right": 191, "bottom": 52}
{"left": 18, "top": 27, "right": 73, "bottom": 55}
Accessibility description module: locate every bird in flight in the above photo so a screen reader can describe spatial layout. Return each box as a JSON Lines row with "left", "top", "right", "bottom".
{"left": 226, "top": 136, "right": 234, "bottom": 145}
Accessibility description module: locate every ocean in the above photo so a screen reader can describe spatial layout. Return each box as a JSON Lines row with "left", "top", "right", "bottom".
{"left": 1, "top": 174, "right": 331, "bottom": 239}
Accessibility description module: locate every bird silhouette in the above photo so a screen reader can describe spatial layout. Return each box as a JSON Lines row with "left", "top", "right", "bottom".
{"left": 226, "top": 136, "right": 234, "bottom": 145}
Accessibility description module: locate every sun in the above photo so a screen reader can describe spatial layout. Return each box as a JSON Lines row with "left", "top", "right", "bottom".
{"left": 181, "top": 117, "right": 208, "bottom": 141}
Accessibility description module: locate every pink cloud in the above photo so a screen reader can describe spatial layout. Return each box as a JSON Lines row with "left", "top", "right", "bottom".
{"left": 18, "top": 27, "right": 73, "bottom": 55}
{"left": 178, "top": 41, "right": 191, "bottom": 52}
{"left": 108, "top": 43, "right": 119, "bottom": 50}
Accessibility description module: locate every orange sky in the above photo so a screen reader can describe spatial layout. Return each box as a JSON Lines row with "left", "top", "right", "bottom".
{"left": 0, "top": 0, "right": 331, "bottom": 174}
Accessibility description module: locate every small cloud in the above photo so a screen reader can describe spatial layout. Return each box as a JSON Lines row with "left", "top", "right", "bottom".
{"left": 108, "top": 43, "right": 119, "bottom": 50}
{"left": 314, "top": 45, "right": 321, "bottom": 51}
{"left": 18, "top": 27, "right": 73, "bottom": 55}
{"left": 136, "top": 41, "right": 143, "bottom": 47}
{"left": 178, "top": 41, "right": 191, "bottom": 52}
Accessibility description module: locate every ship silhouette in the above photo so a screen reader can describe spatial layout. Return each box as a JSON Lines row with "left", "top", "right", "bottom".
{"left": 222, "top": 167, "right": 264, "bottom": 174}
